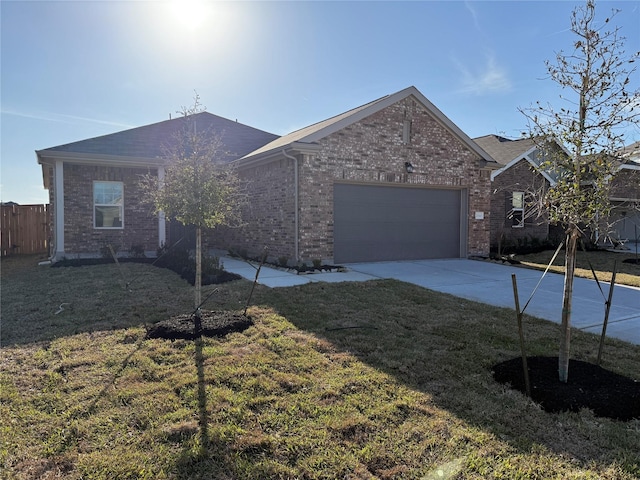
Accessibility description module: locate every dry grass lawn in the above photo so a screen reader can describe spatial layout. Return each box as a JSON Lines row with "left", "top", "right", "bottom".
{"left": 1, "top": 254, "right": 639, "bottom": 479}
{"left": 514, "top": 248, "right": 640, "bottom": 288}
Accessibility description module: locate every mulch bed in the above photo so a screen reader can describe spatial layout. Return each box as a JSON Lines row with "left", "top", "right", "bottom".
{"left": 493, "top": 356, "right": 640, "bottom": 421}
{"left": 52, "top": 257, "right": 242, "bottom": 286}
{"left": 146, "top": 310, "right": 253, "bottom": 340}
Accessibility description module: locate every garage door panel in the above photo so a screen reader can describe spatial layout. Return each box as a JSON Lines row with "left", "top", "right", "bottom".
{"left": 333, "top": 184, "right": 463, "bottom": 263}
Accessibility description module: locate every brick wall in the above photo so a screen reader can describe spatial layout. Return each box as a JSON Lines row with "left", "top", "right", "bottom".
{"left": 609, "top": 168, "right": 640, "bottom": 200}
{"left": 62, "top": 164, "right": 159, "bottom": 255}
{"left": 603, "top": 168, "right": 640, "bottom": 242}
{"left": 221, "top": 95, "right": 493, "bottom": 262}
{"left": 490, "top": 160, "right": 551, "bottom": 250}
{"left": 213, "top": 158, "right": 296, "bottom": 261}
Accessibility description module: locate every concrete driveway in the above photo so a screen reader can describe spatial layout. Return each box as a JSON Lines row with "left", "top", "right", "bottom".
{"left": 221, "top": 256, "right": 640, "bottom": 346}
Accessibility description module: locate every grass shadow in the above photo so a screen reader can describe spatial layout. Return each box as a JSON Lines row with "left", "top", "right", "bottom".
{"left": 0, "top": 256, "right": 199, "bottom": 346}
{"left": 194, "top": 322, "right": 209, "bottom": 448}
{"left": 257, "top": 279, "right": 640, "bottom": 470}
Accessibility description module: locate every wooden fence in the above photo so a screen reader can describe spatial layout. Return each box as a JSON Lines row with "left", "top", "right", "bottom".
{"left": 1, "top": 204, "right": 50, "bottom": 256}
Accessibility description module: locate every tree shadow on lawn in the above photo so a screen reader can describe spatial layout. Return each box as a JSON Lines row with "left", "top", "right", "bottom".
{"left": 260, "top": 280, "right": 640, "bottom": 469}
{"left": 0, "top": 255, "right": 247, "bottom": 346}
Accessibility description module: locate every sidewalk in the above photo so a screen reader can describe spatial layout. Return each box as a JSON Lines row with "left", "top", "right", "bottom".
{"left": 220, "top": 255, "right": 640, "bottom": 346}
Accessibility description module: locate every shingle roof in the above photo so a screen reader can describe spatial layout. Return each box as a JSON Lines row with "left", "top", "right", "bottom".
{"left": 472, "top": 135, "right": 536, "bottom": 166}
{"left": 240, "top": 95, "right": 388, "bottom": 159}
{"left": 41, "top": 112, "right": 279, "bottom": 163}
{"left": 240, "top": 86, "right": 497, "bottom": 166}
{"left": 620, "top": 140, "right": 640, "bottom": 164}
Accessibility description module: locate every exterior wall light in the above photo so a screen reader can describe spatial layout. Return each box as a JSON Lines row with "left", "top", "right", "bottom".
{"left": 404, "top": 162, "right": 414, "bottom": 174}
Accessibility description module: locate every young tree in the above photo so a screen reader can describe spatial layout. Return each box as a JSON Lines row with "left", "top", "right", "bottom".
{"left": 520, "top": 0, "right": 639, "bottom": 382}
{"left": 141, "top": 94, "right": 244, "bottom": 323}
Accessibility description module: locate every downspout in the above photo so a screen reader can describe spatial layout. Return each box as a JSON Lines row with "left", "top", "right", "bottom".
{"left": 157, "top": 166, "right": 166, "bottom": 248}
{"left": 282, "top": 149, "right": 299, "bottom": 262}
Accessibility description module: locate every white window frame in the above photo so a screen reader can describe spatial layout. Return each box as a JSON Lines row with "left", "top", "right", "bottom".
{"left": 511, "top": 191, "right": 525, "bottom": 228}
{"left": 94, "top": 181, "right": 124, "bottom": 229}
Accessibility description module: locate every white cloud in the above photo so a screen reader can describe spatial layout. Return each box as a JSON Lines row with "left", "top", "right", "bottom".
{"left": 453, "top": 54, "right": 513, "bottom": 96}
{"left": 1, "top": 108, "right": 134, "bottom": 129}
{"left": 464, "top": 1, "right": 482, "bottom": 34}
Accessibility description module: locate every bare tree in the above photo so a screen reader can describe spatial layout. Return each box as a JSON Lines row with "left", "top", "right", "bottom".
{"left": 520, "top": 0, "right": 639, "bottom": 382}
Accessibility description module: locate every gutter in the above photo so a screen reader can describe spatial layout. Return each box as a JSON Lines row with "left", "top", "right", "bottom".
{"left": 282, "top": 149, "right": 300, "bottom": 263}
{"left": 36, "top": 149, "right": 164, "bottom": 168}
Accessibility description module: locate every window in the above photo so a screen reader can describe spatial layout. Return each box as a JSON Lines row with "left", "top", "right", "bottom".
{"left": 94, "top": 181, "right": 123, "bottom": 228}
{"left": 510, "top": 191, "right": 524, "bottom": 228}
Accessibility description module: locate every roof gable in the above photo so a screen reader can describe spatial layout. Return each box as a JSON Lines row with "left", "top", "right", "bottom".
{"left": 475, "top": 134, "right": 561, "bottom": 185}
{"left": 619, "top": 140, "right": 640, "bottom": 166}
{"left": 38, "top": 112, "right": 279, "bottom": 163}
{"left": 473, "top": 135, "right": 537, "bottom": 166}
{"left": 240, "top": 86, "right": 497, "bottom": 166}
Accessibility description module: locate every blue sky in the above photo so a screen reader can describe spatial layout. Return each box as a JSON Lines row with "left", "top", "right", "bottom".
{"left": 2, "top": 0, "right": 639, "bottom": 205}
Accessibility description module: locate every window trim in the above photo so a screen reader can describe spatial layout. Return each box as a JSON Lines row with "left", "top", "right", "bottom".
{"left": 93, "top": 181, "right": 124, "bottom": 229}
{"left": 511, "top": 191, "right": 525, "bottom": 228}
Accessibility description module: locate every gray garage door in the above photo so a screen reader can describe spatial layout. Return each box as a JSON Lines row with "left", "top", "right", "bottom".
{"left": 333, "top": 184, "right": 465, "bottom": 263}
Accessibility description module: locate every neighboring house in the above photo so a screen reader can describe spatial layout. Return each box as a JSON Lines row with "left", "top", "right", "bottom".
{"left": 37, "top": 86, "right": 498, "bottom": 264}
{"left": 608, "top": 141, "right": 640, "bottom": 244}
{"left": 474, "top": 134, "right": 561, "bottom": 251}
{"left": 475, "top": 134, "right": 640, "bottom": 251}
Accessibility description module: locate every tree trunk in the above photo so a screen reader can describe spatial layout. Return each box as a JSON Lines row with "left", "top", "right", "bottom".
{"left": 558, "top": 228, "right": 579, "bottom": 383}
{"left": 195, "top": 226, "right": 202, "bottom": 324}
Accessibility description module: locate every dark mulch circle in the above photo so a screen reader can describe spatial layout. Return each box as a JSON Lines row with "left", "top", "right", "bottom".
{"left": 493, "top": 356, "right": 640, "bottom": 421}
{"left": 52, "top": 257, "right": 242, "bottom": 286}
{"left": 623, "top": 258, "right": 640, "bottom": 265}
{"left": 146, "top": 310, "right": 253, "bottom": 340}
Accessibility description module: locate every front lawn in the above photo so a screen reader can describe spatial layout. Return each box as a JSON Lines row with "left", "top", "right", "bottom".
{"left": 1, "top": 255, "right": 639, "bottom": 479}
{"left": 515, "top": 248, "right": 640, "bottom": 288}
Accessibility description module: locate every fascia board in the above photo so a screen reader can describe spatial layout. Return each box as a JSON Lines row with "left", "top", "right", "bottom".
{"left": 619, "top": 163, "right": 640, "bottom": 171}
{"left": 36, "top": 149, "right": 164, "bottom": 168}
{"left": 610, "top": 196, "right": 640, "bottom": 202}
{"left": 300, "top": 86, "right": 498, "bottom": 166}
{"left": 233, "top": 142, "right": 321, "bottom": 169}
{"left": 490, "top": 153, "right": 557, "bottom": 186}
{"left": 490, "top": 146, "right": 539, "bottom": 181}
{"left": 289, "top": 141, "right": 322, "bottom": 153}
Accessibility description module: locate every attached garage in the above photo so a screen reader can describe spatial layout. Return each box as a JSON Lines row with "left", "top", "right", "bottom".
{"left": 333, "top": 183, "right": 468, "bottom": 263}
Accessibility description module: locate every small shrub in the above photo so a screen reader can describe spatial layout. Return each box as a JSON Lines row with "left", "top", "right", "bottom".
{"left": 129, "top": 244, "right": 146, "bottom": 258}
{"left": 154, "top": 246, "right": 239, "bottom": 286}
{"left": 312, "top": 259, "right": 322, "bottom": 269}
{"left": 201, "top": 254, "right": 221, "bottom": 275}
{"left": 278, "top": 256, "right": 289, "bottom": 268}
{"left": 228, "top": 246, "right": 248, "bottom": 259}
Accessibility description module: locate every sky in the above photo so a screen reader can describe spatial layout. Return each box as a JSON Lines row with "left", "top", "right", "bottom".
{"left": 2, "top": 0, "right": 639, "bottom": 205}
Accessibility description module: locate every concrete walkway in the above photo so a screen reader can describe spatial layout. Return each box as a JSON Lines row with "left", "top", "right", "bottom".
{"left": 221, "top": 256, "right": 640, "bottom": 346}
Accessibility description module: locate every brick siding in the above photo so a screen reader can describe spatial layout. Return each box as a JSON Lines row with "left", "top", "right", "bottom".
{"left": 609, "top": 169, "right": 640, "bottom": 201}
{"left": 490, "top": 160, "right": 552, "bottom": 250}
{"left": 603, "top": 168, "right": 640, "bottom": 242}
{"left": 220, "top": 96, "right": 493, "bottom": 262}
{"left": 212, "top": 159, "right": 296, "bottom": 261}
{"left": 62, "top": 164, "right": 159, "bottom": 255}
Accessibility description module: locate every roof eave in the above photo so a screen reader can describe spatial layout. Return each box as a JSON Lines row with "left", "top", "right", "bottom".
{"left": 298, "top": 86, "right": 497, "bottom": 165}
{"left": 234, "top": 142, "right": 322, "bottom": 168}
{"left": 36, "top": 149, "right": 166, "bottom": 168}
{"left": 619, "top": 163, "right": 640, "bottom": 171}
{"left": 491, "top": 154, "right": 557, "bottom": 186}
